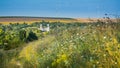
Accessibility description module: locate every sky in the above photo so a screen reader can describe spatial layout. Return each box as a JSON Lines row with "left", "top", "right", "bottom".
{"left": 0, "top": 0, "right": 120, "bottom": 18}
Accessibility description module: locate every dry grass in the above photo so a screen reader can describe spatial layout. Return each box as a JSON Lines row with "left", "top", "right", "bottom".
{"left": 0, "top": 17, "right": 77, "bottom": 24}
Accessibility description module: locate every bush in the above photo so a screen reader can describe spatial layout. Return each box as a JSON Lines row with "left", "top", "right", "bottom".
{"left": 26, "top": 31, "right": 38, "bottom": 42}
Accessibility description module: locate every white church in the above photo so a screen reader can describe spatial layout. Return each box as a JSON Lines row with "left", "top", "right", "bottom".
{"left": 39, "top": 24, "right": 50, "bottom": 32}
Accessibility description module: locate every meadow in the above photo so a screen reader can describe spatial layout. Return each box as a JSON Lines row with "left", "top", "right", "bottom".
{"left": 0, "top": 17, "right": 120, "bottom": 68}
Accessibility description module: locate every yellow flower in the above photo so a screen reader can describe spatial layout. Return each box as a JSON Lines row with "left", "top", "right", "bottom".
{"left": 56, "top": 59, "right": 62, "bottom": 63}
{"left": 113, "top": 38, "right": 118, "bottom": 44}
{"left": 61, "top": 54, "right": 67, "bottom": 61}
{"left": 56, "top": 54, "right": 67, "bottom": 64}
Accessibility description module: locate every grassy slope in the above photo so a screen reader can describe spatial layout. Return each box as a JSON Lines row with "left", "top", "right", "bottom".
{"left": 4, "top": 25, "right": 120, "bottom": 68}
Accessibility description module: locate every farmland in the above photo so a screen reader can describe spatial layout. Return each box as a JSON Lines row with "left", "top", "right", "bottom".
{"left": 0, "top": 16, "right": 120, "bottom": 68}
{"left": 0, "top": 16, "right": 77, "bottom": 24}
{"left": 0, "top": 16, "right": 103, "bottom": 25}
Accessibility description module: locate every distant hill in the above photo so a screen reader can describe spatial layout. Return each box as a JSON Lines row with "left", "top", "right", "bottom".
{"left": 0, "top": 16, "right": 115, "bottom": 24}
{"left": 0, "top": 16, "right": 75, "bottom": 20}
{"left": 0, "top": 16, "right": 78, "bottom": 24}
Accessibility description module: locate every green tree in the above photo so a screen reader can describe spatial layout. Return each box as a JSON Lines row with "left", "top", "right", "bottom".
{"left": 19, "top": 30, "right": 27, "bottom": 42}
{"left": 0, "top": 28, "right": 4, "bottom": 48}
{"left": 26, "top": 31, "right": 38, "bottom": 42}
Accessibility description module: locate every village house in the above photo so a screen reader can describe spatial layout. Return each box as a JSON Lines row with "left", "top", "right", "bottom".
{"left": 39, "top": 24, "right": 50, "bottom": 32}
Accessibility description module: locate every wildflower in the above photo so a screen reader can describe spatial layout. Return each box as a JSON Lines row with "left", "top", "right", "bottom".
{"left": 103, "top": 54, "right": 106, "bottom": 57}
{"left": 16, "top": 61, "right": 21, "bottom": 66}
{"left": 115, "top": 62, "right": 117, "bottom": 64}
{"left": 56, "top": 59, "right": 61, "bottom": 63}
{"left": 90, "top": 57, "right": 93, "bottom": 62}
{"left": 77, "top": 33, "right": 79, "bottom": 35}
{"left": 71, "top": 36, "right": 73, "bottom": 38}
{"left": 81, "top": 55, "right": 84, "bottom": 58}
{"left": 61, "top": 54, "right": 67, "bottom": 61}
{"left": 93, "top": 65, "right": 96, "bottom": 68}
{"left": 103, "top": 36, "right": 106, "bottom": 39}
{"left": 113, "top": 38, "right": 117, "bottom": 44}
{"left": 56, "top": 54, "right": 67, "bottom": 64}
{"left": 96, "top": 61, "right": 99, "bottom": 64}
{"left": 69, "top": 40, "right": 72, "bottom": 43}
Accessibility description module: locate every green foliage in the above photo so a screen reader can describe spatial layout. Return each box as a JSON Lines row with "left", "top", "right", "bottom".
{"left": 0, "top": 23, "right": 40, "bottom": 50}
{"left": 26, "top": 31, "right": 38, "bottom": 42}
{"left": 16, "top": 22, "right": 120, "bottom": 68}
{"left": 19, "top": 30, "right": 27, "bottom": 41}
{"left": 1, "top": 21, "right": 120, "bottom": 68}
{"left": 0, "top": 28, "right": 4, "bottom": 35}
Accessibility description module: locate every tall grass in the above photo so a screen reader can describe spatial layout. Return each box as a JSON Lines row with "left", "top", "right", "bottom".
{"left": 1, "top": 22, "right": 120, "bottom": 68}
{"left": 7, "top": 23, "right": 120, "bottom": 68}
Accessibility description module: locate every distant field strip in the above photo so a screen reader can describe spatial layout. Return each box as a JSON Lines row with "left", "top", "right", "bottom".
{"left": 0, "top": 17, "right": 77, "bottom": 24}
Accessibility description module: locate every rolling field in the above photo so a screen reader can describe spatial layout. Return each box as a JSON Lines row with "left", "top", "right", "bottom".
{"left": 0, "top": 16, "right": 103, "bottom": 25}
{"left": 0, "top": 16, "right": 120, "bottom": 68}
{"left": 0, "top": 0, "right": 119, "bottom": 67}
{"left": 0, "top": 16, "right": 77, "bottom": 24}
